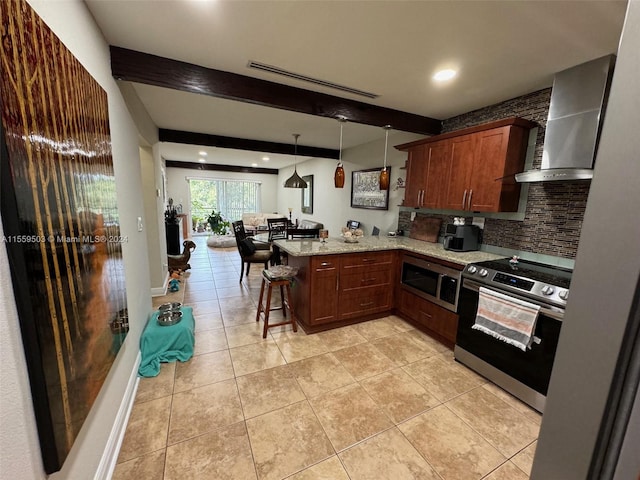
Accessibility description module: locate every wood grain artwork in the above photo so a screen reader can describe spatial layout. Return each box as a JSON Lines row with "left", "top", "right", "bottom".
{"left": 0, "top": 0, "right": 127, "bottom": 472}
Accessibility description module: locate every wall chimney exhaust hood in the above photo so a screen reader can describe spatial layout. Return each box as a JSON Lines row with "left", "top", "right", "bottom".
{"left": 516, "top": 55, "right": 615, "bottom": 183}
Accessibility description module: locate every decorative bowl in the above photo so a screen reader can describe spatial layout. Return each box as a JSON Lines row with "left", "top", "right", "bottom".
{"left": 158, "top": 302, "right": 181, "bottom": 312}
{"left": 343, "top": 237, "right": 359, "bottom": 243}
{"left": 158, "top": 310, "right": 183, "bottom": 326}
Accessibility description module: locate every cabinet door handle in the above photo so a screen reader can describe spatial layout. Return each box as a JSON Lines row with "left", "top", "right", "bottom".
{"left": 336, "top": 276, "right": 339, "bottom": 291}
{"left": 462, "top": 189, "right": 467, "bottom": 210}
{"left": 361, "top": 277, "right": 377, "bottom": 283}
{"left": 420, "top": 311, "right": 432, "bottom": 319}
{"left": 417, "top": 190, "right": 421, "bottom": 205}
{"left": 360, "top": 301, "right": 374, "bottom": 307}
{"left": 421, "top": 190, "right": 425, "bottom": 206}
{"left": 468, "top": 189, "right": 473, "bottom": 210}
{"left": 320, "top": 262, "right": 332, "bottom": 267}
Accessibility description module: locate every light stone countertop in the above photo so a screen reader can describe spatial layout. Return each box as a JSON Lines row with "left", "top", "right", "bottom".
{"left": 273, "top": 235, "right": 504, "bottom": 267}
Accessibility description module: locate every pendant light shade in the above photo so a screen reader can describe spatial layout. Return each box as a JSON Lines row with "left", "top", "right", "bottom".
{"left": 284, "top": 134, "right": 308, "bottom": 189}
{"left": 334, "top": 116, "right": 347, "bottom": 188}
{"left": 379, "top": 125, "right": 391, "bottom": 190}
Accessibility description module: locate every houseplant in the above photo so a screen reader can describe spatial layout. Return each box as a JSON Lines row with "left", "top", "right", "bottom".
{"left": 207, "top": 210, "right": 230, "bottom": 235}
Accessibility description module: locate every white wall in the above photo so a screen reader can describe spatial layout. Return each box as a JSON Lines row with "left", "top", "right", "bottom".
{"left": 277, "top": 131, "right": 422, "bottom": 236}
{"left": 165, "top": 166, "right": 280, "bottom": 225}
{"left": 0, "top": 1, "right": 152, "bottom": 478}
{"left": 140, "top": 147, "right": 166, "bottom": 291}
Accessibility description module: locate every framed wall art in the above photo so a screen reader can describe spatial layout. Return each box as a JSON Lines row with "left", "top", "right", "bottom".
{"left": 0, "top": 0, "right": 127, "bottom": 472}
{"left": 351, "top": 168, "right": 391, "bottom": 210}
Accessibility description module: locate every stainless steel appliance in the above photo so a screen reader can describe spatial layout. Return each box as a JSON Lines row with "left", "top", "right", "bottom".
{"left": 400, "top": 254, "right": 461, "bottom": 312}
{"left": 443, "top": 224, "right": 480, "bottom": 252}
{"left": 454, "top": 258, "right": 572, "bottom": 412}
{"left": 516, "top": 54, "right": 615, "bottom": 182}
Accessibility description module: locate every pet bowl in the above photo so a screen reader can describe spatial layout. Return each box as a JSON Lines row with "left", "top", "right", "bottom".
{"left": 158, "top": 302, "right": 182, "bottom": 312}
{"left": 157, "top": 310, "right": 183, "bottom": 326}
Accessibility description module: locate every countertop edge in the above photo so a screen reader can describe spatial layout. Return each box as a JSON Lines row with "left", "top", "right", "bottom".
{"left": 273, "top": 237, "right": 504, "bottom": 267}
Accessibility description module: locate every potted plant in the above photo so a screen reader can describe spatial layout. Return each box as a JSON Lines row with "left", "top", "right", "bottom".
{"left": 191, "top": 214, "right": 200, "bottom": 231}
{"left": 207, "top": 210, "right": 230, "bottom": 235}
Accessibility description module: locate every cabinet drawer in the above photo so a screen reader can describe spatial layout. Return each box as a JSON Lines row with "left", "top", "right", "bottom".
{"left": 341, "top": 251, "right": 394, "bottom": 271}
{"left": 311, "top": 255, "right": 340, "bottom": 272}
{"left": 340, "top": 269, "right": 392, "bottom": 291}
{"left": 398, "top": 289, "right": 458, "bottom": 343}
{"left": 339, "top": 287, "right": 392, "bottom": 319}
{"left": 414, "top": 296, "right": 459, "bottom": 343}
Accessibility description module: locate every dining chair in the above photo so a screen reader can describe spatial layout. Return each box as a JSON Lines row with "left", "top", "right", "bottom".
{"left": 267, "top": 217, "right": 288, "bottom": 241}
{"left": 231, "top": 220, "right": 272, "bottom": 282}
{"left": 287, "top": 228, "right": 320, "bottom": 239}
{"left": 267, "top": 217, "right": 288, "bottom": 265}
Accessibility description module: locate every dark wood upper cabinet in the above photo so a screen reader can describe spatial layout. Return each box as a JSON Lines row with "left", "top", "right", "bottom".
{"left": 404, "top": 146, "right": 427, "bottom": 208}
{"left": 396, "top": 117, "right": 536, "bottom": 213}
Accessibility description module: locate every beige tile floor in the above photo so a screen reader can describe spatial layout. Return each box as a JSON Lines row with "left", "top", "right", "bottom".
{"left": 113, "top": 236, "right": 541, "bottom": 480}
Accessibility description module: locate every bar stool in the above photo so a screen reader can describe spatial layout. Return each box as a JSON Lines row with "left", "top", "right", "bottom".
{"left": 256, "top": 267, "right": 297, "bottom": 339}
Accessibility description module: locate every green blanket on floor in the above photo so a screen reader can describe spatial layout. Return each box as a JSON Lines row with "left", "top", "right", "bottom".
{"left": 139, "top": 306, "right": 195, "bottom": 377}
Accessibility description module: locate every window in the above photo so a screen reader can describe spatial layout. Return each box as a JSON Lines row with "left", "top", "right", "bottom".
{"left": 189, "top": 178, "right": 261, "bottom": 229}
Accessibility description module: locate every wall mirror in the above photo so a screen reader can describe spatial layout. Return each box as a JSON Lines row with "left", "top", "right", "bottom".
{"left": 301, "top": 175, "right": 313, "bottom": 213}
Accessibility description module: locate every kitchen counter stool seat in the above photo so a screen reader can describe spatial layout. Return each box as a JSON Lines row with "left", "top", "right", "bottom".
{"left": 256, "top": 268, "right": 297, "bottom": 338}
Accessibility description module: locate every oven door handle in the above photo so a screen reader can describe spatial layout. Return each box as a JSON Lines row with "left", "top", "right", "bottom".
{"left": 462, "top": 279, "right": 564, "bottom": 321}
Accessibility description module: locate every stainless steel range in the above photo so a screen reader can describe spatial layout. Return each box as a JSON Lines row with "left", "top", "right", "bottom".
{"left": 454, "top": 257, "right": 572, "bottom": 413}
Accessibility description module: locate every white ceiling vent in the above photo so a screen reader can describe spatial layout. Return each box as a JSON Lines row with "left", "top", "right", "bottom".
{"left": 247, "top": 60, "right": 379, "bottom": 99}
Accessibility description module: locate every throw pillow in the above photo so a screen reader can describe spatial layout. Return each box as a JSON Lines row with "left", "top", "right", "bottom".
{"left": 239, "top": 238, "right": 257, "bottom": 256}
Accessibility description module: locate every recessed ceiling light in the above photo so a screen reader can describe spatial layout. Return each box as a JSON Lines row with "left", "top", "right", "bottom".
{"left": 199, "top": 151, "right": 207, "bottom": 156}
{"left": 433, "top": 69, "right": 457, "bottom": 82}
{"left": 251, "top": 163, "right": 258, "bottom": 167}
{"left": 198, "top": 158, "right": 206, "bottom": 163}
{"left": 262, "top": 156, "right": 270, "bottom": 161}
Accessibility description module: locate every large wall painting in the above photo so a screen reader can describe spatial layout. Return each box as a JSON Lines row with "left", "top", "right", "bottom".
{"left": 0, "top": 0, "right": 128, "bottom": 473}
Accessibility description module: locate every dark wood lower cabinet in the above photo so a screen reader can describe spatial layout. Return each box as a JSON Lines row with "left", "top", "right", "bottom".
{"left": 288, "top": 251, "right": 395, "bottom": 333}
{"left": 398, "top": 287, "right": 459, "bottom": 346}
{"left": 288, "top": 250, "right": 457, "bottom": 346}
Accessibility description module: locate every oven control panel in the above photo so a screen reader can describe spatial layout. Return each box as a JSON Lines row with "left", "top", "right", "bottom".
{"left": 493, "top": 272, "right": 535, "bottom": 291}
{"left": 463, "top": 261, "right": 570, "bottom": 308}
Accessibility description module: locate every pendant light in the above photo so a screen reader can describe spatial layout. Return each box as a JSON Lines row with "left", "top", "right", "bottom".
{"left": 334, "top": 116, "right": 347, "bottom": 188}
{"left": 284, "top": 134, "right": 308, "bottom": 188}
{"left": 379, "top": 125, "right": 392, "bottom": 190}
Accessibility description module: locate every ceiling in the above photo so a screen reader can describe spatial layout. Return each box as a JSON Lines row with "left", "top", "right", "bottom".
{"left": 85, "top": 0, "right": 627, "bottom": 169}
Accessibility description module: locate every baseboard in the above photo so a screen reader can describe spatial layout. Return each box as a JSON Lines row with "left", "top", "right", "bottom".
{"left": 151, "top": 272, "right": 170, "bottom": 297}
{"left": 94, "top": 352, "right": 141, "bottom": 480}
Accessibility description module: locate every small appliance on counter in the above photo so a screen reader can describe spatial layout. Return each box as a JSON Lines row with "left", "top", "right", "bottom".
{"left": 443, "top": 223, "right": 481, "bottom": 251}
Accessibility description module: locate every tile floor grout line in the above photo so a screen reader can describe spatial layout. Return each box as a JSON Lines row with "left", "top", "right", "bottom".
{"left": 393, "top": 417, "right": 448, "bottom": 480}
{"left": 121, "top": 238, "right": 539, "bottom": 479}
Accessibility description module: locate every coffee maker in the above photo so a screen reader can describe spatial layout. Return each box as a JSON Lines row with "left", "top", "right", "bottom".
{"left": 443, "top": 224, "right": 481, "bottom": 252}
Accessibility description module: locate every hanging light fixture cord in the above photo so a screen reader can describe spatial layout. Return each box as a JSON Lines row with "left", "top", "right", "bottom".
{"left": 379, "top": 125, "right": 392, "bottom": 190}
{"left": 334, "top": 116, "right": 347, "bottom": 188}
{"left": 383, "top": 126, "right": 390, "bottom": 170}
{"left": 284, "top": 133, "right": 308, "bottom": 188}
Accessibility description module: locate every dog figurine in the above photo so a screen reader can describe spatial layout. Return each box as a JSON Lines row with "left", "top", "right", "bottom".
{"left": 168, "top": 240, "right": 196, "bottom": 272}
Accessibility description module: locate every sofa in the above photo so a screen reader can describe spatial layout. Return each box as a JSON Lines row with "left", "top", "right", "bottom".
{"left": 298, "top": 220, "right": 323, "bottom": 230}
{"left": 241, "top": 212, "right": 283, "bottom": 230}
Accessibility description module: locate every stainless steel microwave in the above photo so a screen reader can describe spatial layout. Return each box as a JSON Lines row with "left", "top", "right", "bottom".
{"left": 400, "top": 255, "right": 461, "bottom": 312}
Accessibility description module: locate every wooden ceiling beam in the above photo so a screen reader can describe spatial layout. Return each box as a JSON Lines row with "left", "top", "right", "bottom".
{"left": 159, "top": 129, "right": 339, "bottom": 159}
{"left": 165, "top": 160, "right": 278, "bottom": 175}
{"left": 110, "top": 46, "right": 442, "bottom": 136}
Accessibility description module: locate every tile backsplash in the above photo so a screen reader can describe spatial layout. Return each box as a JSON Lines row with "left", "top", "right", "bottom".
{"left": 397, "top": 88, "right": 590, "bottom": 260}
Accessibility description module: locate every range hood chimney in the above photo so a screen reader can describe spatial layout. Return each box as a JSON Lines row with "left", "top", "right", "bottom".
{"left": 516, "top": 54, "right": 615, "bottom": 183}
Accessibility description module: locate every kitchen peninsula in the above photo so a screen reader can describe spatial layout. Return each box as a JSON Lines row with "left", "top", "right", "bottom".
{"left": 274, "top": 236, "right": 501, "bottom": 345}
